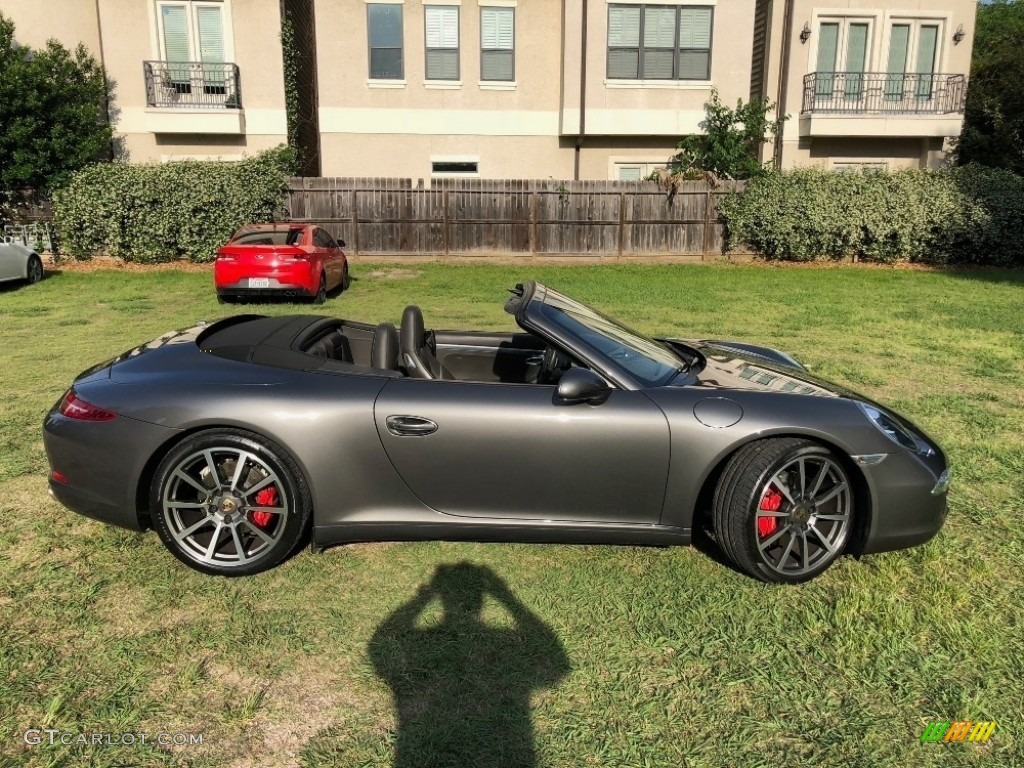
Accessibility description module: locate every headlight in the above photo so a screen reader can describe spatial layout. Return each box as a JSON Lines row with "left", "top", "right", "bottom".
{"left": 856, "top": 402, "right": 935, "bottom": 456}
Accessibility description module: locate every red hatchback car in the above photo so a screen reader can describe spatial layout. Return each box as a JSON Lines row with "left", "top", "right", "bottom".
{"left": 214, "top": 224, "right": 349, "bottom": 304}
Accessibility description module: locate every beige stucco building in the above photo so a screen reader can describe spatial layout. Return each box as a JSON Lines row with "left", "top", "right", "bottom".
{"left": 305, "top": 0, "right": 975, "bottom": 179}
{"left": 0, "top": 0, "right": 288, "bottom": 163}
{"left": 0, "top": 0, "right": 976, "bottom": 178}
{"left": 308, "top": 0, "right": 759, "bottom": 179}
{"left": 756, "top": 0, "right": 977, "bottom": 170}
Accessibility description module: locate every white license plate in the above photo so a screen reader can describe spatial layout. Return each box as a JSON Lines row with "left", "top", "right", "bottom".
{"left": 248, "top": 278, "right": 270, "bottom": 288}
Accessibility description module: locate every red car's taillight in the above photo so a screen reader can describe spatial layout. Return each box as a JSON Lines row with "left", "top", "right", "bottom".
{"left": 58, "top": 390, "right": 118, "bottom": 422}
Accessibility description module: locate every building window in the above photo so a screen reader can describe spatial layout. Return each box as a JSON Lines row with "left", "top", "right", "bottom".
{"left": 481, "top": 7, "right": 514, "bottom": 81}
{"left": 425, "top": 6, "right": 459, "bottom": 80}
{"left": 156, "top": 1, "right": 229, "bottom": 82}
{"left": 885, "top": 21, "right": 941, "bottom": 99}
{"left": 832, "top": 161, "right": 888, "bottom": 172}
{"left": 432, "top": 160, "right": 479, "bottom": 175}
{"left": 607, "top": 5, "right": 713, "bottom": 81}
{"left": 368, "top": 4, "right": 404, "bottom": 79}
{"left": 614, "top": 162, "right": 665, "bottom": 181}
{"left": 814, "top": 18, "right": 872, "bottom": 99}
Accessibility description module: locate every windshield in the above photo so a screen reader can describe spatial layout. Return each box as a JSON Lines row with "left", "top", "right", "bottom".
{"left": 538, "top": 290, "right": 683, "bottom": 387}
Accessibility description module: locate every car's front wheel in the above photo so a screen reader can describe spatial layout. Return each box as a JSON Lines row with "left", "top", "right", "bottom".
{"left": 150, "top": 429, "right": 312, "bottom": 576}
{"left": 713, "top": 438, "right": 854, "bottom": 583}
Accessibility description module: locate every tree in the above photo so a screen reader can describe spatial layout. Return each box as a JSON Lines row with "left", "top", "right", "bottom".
{"left": 957, "top": 0, "right": 1024, "bottom": 174}
{"left": 667, "top": 89, "right": 785, "bottom": 181}
{"left": 0, "top": 13, "right": 112, "bottom": 203}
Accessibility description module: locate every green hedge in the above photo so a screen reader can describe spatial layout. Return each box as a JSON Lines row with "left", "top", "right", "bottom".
{"left": 718, "top": 165, "right": 1024, "bottom": 265}
{"left": 52, "top": 146, "right": 295, "bottom": 263}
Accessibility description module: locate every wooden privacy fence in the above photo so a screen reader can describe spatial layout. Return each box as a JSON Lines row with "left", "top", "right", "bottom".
{"left": 284, "top": 178, "right": 745, "bottom": 258}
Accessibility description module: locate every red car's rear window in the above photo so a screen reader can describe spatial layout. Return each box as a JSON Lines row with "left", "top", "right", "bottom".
{"left": 231, "top": 229, "right": 304, "bottom": 246}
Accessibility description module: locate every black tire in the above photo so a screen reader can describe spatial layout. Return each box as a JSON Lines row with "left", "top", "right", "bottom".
{"left": 26, "top": 255, "right": 43, "bottom": 285}
{"left": 312, "top": 273, "right": 327, "bottom": 304}
{"left": 217, "top": 294, "right": 234, "bottom": 305}
{"left": 150, "top": 429, "right": 312, "bottom": 576}
{"left": 341, "top": 264, "right": 351, "bottom": 291}
{"left": 712, "top": 438, "right": 854, "bottom": 584}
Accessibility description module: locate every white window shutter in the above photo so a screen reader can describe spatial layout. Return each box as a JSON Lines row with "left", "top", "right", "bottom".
{"left": 608, "top": 6, "right": 640, "bottom": 47}
{"left": 644, "top": 7, "right": 676, "bottom": 48}
{"left": 678, "top": 8, "right": 711, "bottom": 48}
{"left": 426, "top": 6, "right": 458, "bottom": 49}
{"left": 482, "top": 7, "right": 513, "bottom": 50}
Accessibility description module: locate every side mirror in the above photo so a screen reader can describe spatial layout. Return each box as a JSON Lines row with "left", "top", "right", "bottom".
{"left": 556, "top": 368, "right": 612, "bottom": 405}
{"left": 338, "top": 239, "right": 347, "bottom": 248}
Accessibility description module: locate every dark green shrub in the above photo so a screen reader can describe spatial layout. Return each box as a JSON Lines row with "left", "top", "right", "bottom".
{"left": 718, "top": 166, "right": 1024, "bottom": 265}
{"left": 948, "top": 165, "right": 1024, "bottom": 266}
{"left": 0, "top": 13, "right": 112, "bottom": 201}
{"left": 53, "top": 146, "right": 296, "bottom": 262}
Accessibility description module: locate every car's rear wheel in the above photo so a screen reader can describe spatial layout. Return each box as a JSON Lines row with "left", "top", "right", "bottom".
{"left": 312, "top": 273, "right": 327, "bottom": 304}
{"left": 713, "top": 438, "right": 854, "bottom": 583}
{"left": 26, "top": 255, "right": 43, "bottom": 285}
{"left": 150, "top": 429, "right": 312, "bottom": 576}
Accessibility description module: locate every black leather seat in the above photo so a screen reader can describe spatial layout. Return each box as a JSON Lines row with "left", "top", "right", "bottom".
{"left": 306, "top": 330, "right": 353, "bottom": 362}
{"left": 400, "top": 305, "right": 450, "bottom": 379}
{"left": 371, "top": 322, "right": 399, "bottom": 371}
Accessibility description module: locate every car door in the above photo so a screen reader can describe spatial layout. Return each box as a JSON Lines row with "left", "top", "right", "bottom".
{"left": 373, "top": 377, "right": 671, "bottom": 523}
{"left": 0, "top": 242, "right": 25, "bottom": 281}
{"left": 316, "top": 228, "right": 345, "bottom": 287}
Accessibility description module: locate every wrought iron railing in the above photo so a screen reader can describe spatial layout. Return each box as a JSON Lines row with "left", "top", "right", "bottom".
{"left": 801, "top": 72, "right": 966, "bottom": 115}
{"left": 143, "top": 61, "right": 242, "bottom": 109}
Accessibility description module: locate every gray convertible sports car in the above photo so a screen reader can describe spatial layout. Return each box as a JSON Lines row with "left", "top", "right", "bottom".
{"left": 43, "top": 281, "right": 949, "bottom": 583}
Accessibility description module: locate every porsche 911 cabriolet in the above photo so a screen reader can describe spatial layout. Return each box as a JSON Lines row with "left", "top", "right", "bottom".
{"left": 43, "top": 281, "right": 949, "bottom": 583}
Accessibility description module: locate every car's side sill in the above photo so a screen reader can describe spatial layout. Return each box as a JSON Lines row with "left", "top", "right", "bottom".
{"left": 311, "top": 521, "right": 691, "bottom": 552}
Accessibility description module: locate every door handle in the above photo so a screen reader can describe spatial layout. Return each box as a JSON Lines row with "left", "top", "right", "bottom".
{"left": 386, "top": 415, "right": 438, "bottom": 436}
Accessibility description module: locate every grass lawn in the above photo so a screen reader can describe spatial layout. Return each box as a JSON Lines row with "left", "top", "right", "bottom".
{"left": 1, "top": 261, "right": 1022, "bottom": 767}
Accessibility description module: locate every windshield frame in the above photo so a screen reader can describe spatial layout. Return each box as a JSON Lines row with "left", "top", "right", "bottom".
{"left": 511, "top": 282, "right": 685, "bottom": 390}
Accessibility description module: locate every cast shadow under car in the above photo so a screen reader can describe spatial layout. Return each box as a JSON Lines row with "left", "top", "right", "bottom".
{"left": 368, "top": 562, "right": 570, "bottom": 768}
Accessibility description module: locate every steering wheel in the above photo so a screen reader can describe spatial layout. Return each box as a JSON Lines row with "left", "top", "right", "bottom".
{"left": 539, "top": 345, "right": 574, "bottom": 384}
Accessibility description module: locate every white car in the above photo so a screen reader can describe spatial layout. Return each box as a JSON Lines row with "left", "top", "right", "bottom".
{"left": 0, "top": 239, "right": 44, "bottom": 286}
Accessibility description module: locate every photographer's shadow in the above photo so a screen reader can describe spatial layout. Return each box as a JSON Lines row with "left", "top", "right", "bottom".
{"left": 369, "top": 562, "right": 570, "bottom": 768}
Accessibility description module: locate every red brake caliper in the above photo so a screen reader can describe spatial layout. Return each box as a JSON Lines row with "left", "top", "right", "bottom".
{"left": 250, "top": 486, "right": 278, "bottom": 528}
{"left": 757, "top": 487, "right": 783, "bottom": 537}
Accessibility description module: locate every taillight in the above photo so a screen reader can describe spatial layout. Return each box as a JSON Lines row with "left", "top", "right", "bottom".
{"left": 58, "top": 390, "right": 118, "bottom": 421}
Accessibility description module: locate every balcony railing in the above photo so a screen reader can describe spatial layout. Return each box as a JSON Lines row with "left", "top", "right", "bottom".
{"left": 801, "top": 72, "right": 966, "bottom": 115}
{"left": 143, "top": 61, "right": 242, "bottom": 109}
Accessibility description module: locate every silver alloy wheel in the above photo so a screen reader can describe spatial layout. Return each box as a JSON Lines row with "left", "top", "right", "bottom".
{"left": 754, "top": 455, "right": 852, "bottom": 577}
{"left": 160, "top": 447, "right": 290, "bottom": 568}
{"left": 27, "top": 257, "right": 43, "bottom": 284}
